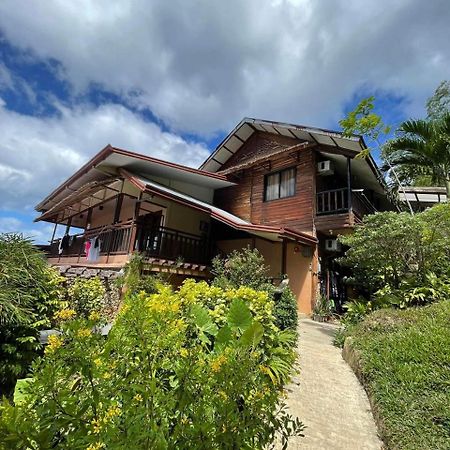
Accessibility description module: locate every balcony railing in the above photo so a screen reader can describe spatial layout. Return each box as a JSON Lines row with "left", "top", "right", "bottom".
{"left": 316, "top": 188, "right": 376, "bottom": 217}
{"left": 142, "top": 226, "right": 210, "bottom": 264}
{"left": 47, "top": 221, "right": 210, "bottom": 265}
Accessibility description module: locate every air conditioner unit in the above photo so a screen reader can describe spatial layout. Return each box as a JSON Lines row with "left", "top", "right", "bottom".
{"left": 317, "top": 160, "right": 334, "bottom": 176}
{"left": 325, "top": 238, "right": 341, "bottom": 252}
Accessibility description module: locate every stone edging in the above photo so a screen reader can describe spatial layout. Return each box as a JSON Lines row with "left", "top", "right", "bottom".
{"left": 342, "top": 337, "right": 387, "bottom": 450}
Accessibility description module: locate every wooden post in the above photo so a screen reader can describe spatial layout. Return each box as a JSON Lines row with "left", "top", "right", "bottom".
{"left": 347, "top": 156, "right": 352, "bottom": 211}
{"left": 65, "top": 216, "right": 72, "bottom": 235}
{"left": 129, "top": 194, "right": 142, "bottom": 254}
{"left": 78, "top": 208, "right": 92, "bottom": 263}
{"left": 281, "top": 238, "right": 287, "bottom": 276}
{"left": 50, "top": 221, "right": 58, "bottom": 243}
{"left": 113, "top": 193, "right": 124, "bottom": 224}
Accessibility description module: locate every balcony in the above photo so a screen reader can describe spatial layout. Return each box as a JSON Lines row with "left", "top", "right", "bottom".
{"left": 315, "top": 188, "right": 377, "bottom": 230}
{"left": 47, "top": 221, "right": 210, "bottom": 266}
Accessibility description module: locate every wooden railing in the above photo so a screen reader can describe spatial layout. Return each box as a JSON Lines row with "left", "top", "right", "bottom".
{"left": 48, "top": 221, "right": 210, "bottom": 264}
{"left": 142, "top": 226, "right": 210, "bottom": 264}
{"left": 316, "top": 188, "right": 376, "bottom": 217}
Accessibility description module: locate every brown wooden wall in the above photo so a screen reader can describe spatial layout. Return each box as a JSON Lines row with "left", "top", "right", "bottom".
{"left": 214, "top": 132, "right": 317, "bottom": 234}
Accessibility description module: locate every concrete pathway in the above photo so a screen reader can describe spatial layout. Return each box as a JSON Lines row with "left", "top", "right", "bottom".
{"left": 282, "top": 318, "right": 382, "bottom": 450}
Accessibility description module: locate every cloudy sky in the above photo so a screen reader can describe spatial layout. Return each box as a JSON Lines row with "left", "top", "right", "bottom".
{"left": 0, "top": 0, "right": 449, "bottom": 242}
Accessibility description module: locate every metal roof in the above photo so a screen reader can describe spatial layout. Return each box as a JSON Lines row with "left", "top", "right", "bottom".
{"left": 36, "top": 145, "right": 234, "bottom": 213}
{"left": 399, "top": 186, "right": 447, "bottom": 204}
{"left": 200, "top": 117, "right": 366, "bottom": 172}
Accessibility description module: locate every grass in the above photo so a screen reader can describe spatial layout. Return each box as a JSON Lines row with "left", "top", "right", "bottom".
{"left": 343, "top": 301, "right": 450, "bottom": 450}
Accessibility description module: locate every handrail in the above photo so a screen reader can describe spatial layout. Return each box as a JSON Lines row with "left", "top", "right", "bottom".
{"left": 316, "top": 187, "right": 376, "bottom": 216}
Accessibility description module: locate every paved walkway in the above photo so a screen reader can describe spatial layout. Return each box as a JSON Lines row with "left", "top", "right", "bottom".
{"left": 282, "top": 318, "right": 382, "bottom": 450}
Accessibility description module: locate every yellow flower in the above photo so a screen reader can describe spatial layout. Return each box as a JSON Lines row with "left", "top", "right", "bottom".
{"left": 86, "top": 442, "right": 105, "bottom": 450}
{"left": 133, "top": 393, "right": 143, "bottom": 402}
{"left": 77, "top": 328, "right": 92, "bottom": 338}
{"left": 54, "top": 308, "right": 76, "bottom": 321}
{"left": 211, "top": 354, "right": 227, "bottom": 373}
{"left": 102, "top": 372, "right": 111, "bottom": 380}
{"left": 45, "top": 334, "right": 64, "bottom": 354}
{"left": 120, "top": 304, "right": 130, "bottom": 314}
{"left": 93, "top": 358, "right": 103, "bottom": 367}
{"left": 218, "top": 390, "right": 228, "bottom": 400}
{"left": 89, "top": 311, "right": 101, "bottom": 321}
{"left": 91, "top": 419, "right": 102, "bottom": 434}
{"left": 180, "top": 348, "right": 189, "bottom": 358}
{"left": 106, "top": 404, "right": 121, "bottom": 418}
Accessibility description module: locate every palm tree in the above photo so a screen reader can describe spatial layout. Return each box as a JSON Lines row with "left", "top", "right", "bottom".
{"left": 385, "top": 114, "right": 450, "bottom": 199}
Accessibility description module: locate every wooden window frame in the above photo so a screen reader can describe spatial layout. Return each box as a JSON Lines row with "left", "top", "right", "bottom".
{"left": 263, "top": 166, "right": 297, "bottom": 202}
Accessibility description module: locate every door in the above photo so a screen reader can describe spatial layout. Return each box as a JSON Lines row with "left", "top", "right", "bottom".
{"left": 136, "top": 211, "right": 162, "bottom": 253}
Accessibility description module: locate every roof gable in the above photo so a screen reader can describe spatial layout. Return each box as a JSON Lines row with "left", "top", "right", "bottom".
{"left": 199, "top": 117, "right": 365, "bottom": 172}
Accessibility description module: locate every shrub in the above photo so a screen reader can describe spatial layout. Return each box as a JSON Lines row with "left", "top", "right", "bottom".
{"left": 0, "top": 281, "right": 303, "bottom": 449}
{"left": 339, "top": 204, "right": 450, "bottom": 293}
{"left": 0, "top": 233, "right": 64, "bottom": 394}
{"left": 212, "top": 247, "right": 298, "bottom": 331}
{"left": 211, "top": 247, "right": 273, "bottom": 292}
{"left": 273, "top": 288, "right": 298, "bottom": 331}
{"left": 67, "top": 277, "right": 106, "bottom": 317}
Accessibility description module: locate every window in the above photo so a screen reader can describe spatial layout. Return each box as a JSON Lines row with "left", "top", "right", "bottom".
{"left": 264, "top": 167, "right": 296, "bottom": 201}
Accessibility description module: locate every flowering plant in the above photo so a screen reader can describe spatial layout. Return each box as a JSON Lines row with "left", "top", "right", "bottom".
{"left": 0, "top": 280, "right": 303, "bottom": 449}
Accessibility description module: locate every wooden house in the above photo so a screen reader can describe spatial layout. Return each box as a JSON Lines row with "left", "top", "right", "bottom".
{"left": 35, "top": 118, "right": 392, "bottom": 313}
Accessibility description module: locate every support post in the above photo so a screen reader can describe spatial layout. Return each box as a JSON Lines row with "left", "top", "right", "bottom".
{"left": 346, "top": 156, "right": 352, "bottom": 212}
{"left": 50, "top": 222, "right": 58, "bottom": 243}
{"left": 65, "top": 216, "right": 72, "bottom": 235}
{"left": 281, "top": 239, "right": 287, "bottom": 276}
{"left": 129, "top": 194, "right": 142, "bottom": 254}
{"left": 113, "top": 193, "right": 124, "bottom": 224}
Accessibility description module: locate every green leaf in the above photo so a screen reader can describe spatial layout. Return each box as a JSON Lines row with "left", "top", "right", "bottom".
{"left": 191, "top": 304, "right": 218, "bottom": 336}
{"left": 215, "top": 325, "right": 232, "bottom": 348}
{"left": 227, "top": 298, "right": 252, "bottom": 332}
{"left": 13, "top": 378, "right": 34, "bottom": 405}
{"left": 239, "top": 322, "right": 263, "bottom": 348}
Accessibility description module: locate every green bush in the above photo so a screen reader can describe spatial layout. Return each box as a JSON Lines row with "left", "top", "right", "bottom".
{"left": 67, "top": 277, "right": 106, "bottom": 317}
{"left": 273, "top": 288, "right": 298, "bottom": 331}
{"left": 0, "top": 233, "right": 64, "bottom": 394}
{"left": 340, "top": 205, "right": 450, "bottom": 292}
{"left": 344, "top": 302, "right": 450, "bottom": 449}
{"left": 338, "top": 204, "right": 450, "bottom": 322}
{"left": 211, "top": 247, "right": 273, "bottom": 292}
{"left": 0, "top": 281, "right": 303, "bottom": 449}
{"left": 212, "top": 247, "right": 298, "bottom": 331}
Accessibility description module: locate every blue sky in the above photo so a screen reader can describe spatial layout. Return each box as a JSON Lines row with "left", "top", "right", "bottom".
{"left": 0, "top": 0, "right": 449, "bottom": 243}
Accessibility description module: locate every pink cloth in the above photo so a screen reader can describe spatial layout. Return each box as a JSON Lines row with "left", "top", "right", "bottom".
{"left": 84, "top": 240, "right": 91, "bottom": 259}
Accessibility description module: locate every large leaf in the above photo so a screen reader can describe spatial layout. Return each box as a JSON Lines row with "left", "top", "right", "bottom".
{"left": 239, "top": 322, "right": 263, "bottom": 348}
{"left": 191, "top": 304, "right": 218, "bottom": 336}
{"left": 215, "top": 325, "right": 232, "bottom": 348}
{"left": 227, "top": 299, "right": 252, "bottom": 332}
{"left": 13, "top": 377, "right": 34, "bottom": 405}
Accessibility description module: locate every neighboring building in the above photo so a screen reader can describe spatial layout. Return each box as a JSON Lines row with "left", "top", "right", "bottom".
{"left": 35, "top": 118, "right": 393, "bottom": 313}
{"left": 399, "top": 186, "right": 447, "bottom": 211}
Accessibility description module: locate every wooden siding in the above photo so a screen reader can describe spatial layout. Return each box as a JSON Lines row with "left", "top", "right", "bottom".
{"left": 214, "top": 132, "right": 316, "bottom": 234}
{"left": 314, "top": 212, "right": 355, "bottom": 234}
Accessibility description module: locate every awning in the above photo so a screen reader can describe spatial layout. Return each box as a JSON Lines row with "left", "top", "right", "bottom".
{"left": 121, "top": 168, "right": 317, "bottom": 246}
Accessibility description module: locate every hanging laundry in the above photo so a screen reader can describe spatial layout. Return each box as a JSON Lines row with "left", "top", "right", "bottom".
{"left": 85, "top": 239, "right": 92, "bottom": 260}
{"left": 58, "top": 234, "right": 70, "bottom": 255}
{"left": 87, "top": 237, "right": 101, "bottom": 262}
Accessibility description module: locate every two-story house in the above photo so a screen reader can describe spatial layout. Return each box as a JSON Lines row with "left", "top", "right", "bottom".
{"left": 35, "top": 118, "right": 392, "bottom": 314}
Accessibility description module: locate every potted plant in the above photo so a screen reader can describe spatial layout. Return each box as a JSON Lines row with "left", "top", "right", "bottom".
{"left": 312, "top": 295, "right": 335, "bottom": 322}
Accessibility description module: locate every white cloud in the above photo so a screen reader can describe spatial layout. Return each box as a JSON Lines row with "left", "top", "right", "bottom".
{"left": 0, "top": 216, "right": 55, "bottom": 244}
{"left": 0, "top": 0, "right": 448, "bottom": 134}
{"left": 0, "top": 100, "right": 210, "bottom": 211}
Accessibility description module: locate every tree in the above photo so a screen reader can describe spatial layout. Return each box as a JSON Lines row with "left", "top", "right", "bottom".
{"left": 426, "top": 80, "right": 450, "bottom": 122}
{"left": 384, "top": 114, "right": 450, "bottom": 198}
{"left": 339, "top": 97, "right": 413, "bottom": 212}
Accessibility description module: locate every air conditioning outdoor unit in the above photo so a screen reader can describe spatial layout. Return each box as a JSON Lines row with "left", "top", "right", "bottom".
{"left": 317, "top": 160, "right": 334, "bottom": 176}
{"left": 325, "top": 238, "right": 341, "bottom": 252}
